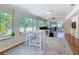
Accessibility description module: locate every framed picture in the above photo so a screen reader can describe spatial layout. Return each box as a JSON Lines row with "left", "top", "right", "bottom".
{"left": 72, "top": 22, "right": 76, "bottom": 29}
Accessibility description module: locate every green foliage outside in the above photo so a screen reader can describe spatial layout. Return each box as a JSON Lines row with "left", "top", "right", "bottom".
{"left": 0, "top": 12, "right": 12, "bottom": 35}
{"left": 0, "top": 12, "right": 46, "bottom": 35}
{"left": 38, "top": 20, "right": 46, "bottom": 27}
{"left": 0, "top": 23, "right": 8, "bottom": 35}
{"left": 19, "top": 16, "right": 26, "bottom": 27}
{"left": 19, "top": 17, "right": 36, "bottom": 28}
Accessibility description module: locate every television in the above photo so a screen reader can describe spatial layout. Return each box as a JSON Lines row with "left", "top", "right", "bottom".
{"left": 72, "top": 22, "right": 76, "bottom": 29}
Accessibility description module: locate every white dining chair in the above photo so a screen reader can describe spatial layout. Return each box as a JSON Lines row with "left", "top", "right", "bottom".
{"left": 28, "top": 30, "right": 46, "bottom": 50}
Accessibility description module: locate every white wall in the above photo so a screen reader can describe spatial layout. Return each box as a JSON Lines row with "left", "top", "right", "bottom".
{"left": 64, "top": 19, "right": 72, "bottom": 34}
{"left": 71, "top": 16, "right": 79, "bottom": 39}
{"left": 64, "top": 15, "right": 79, "bottom": 39}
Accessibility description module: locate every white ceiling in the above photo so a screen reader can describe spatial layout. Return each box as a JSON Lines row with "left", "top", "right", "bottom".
{"left": 12, "top": 4, "right": 77, "bottom": 20}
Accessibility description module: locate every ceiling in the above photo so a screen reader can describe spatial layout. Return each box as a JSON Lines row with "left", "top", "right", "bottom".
{"left": 12, "top": 4, "right": 77, "bottom": 20}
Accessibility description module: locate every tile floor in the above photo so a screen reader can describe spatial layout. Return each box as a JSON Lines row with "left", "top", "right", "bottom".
{"left": 3, "top": 33, "right": 73, "bottom": 55}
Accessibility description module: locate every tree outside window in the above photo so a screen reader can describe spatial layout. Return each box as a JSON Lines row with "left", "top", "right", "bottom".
{"left": 0, "top": 12, "right": 13, "bottom": 36}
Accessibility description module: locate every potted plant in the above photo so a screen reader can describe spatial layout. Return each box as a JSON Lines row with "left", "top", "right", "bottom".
{"left": 10, "top": 32, "right": 15, "bottom": 36}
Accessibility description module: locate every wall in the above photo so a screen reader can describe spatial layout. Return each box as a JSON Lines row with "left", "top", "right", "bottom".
{"left": 71, "top": 16, "right": 79, "bottom": 39}
{"left": 64, "top": 19, "right": 72, "bottom": 33}
{"left": 64, "top": 16, "right": 79, "bottom": 54}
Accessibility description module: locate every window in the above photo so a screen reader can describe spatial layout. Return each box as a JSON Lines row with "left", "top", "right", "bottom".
{"left": 0, "top": 12, "right": 13, "bottom": 37}
{"left": 57, "top": 22, "right": 64, "bottom": 31}
{"left": 19, "top": 16, "right": 26, "bottom": 33}
{"left": 50, "top": 22, "right": 57, "bottom": 28}
{"left": 25, "top": 18, "right": 36, "bottom": 31}
{"left": 38, "top": 20, "right": 46, "bottom": 27}
{"left": 19, "top": 17, "right": 37, "bottom": 32}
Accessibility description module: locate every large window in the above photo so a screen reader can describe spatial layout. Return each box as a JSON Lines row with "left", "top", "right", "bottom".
{"left": 57, "top": 22, "right": 64, "bottom": 31}
{"left": 0, "top": 12, "right": 13, "bottom": 37}
{"left": 38, "top": 20, "right": 46, "bottom": 27}
{"left": 19, "top": 17, "right": 46, "bottom": 32}
{"left": 50, "top": 20, "right": 64, "bottom": 32}
{"left": 50, "top": 22, "right": 57, "bottom": 28}
{"left": 25, "top": 18, "right": 36, "bottom": 31}
{"left": 19, "top": 16, "right": 26, "bottom": 33}
{"left": 19, "top": 17, "right": 37, "bottom": 32}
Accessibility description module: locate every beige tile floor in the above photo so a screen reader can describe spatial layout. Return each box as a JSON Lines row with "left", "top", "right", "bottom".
{"left": 3, "top": 36, "right": 73, "bottom": 55}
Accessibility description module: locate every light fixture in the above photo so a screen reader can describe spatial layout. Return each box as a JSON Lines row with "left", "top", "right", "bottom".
{"left": 46, "top": 11, "right": 52, "bottom": 14}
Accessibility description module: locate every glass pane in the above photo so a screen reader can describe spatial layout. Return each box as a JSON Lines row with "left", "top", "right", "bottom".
{"left": 25, "top": 18, "right": 36, "bottom": 31}
{"left": 50, "top": 21, "right": 57, "bottom": 28}
{"left": 57, "top": 22, "right": 64, "bottom": 31}
{"left": 0, "top": 12, "right": 13, "bottom": 37}
{"left": 38, "top": 20, "right": 46, "bottom": 27}
{"left": 19, "top": 16, "right": 26, "bottom": 33}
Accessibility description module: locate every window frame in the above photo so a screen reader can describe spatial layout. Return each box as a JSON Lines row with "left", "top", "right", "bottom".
{"left": 0, "top": 10, "right": 15, "bottom": 40}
